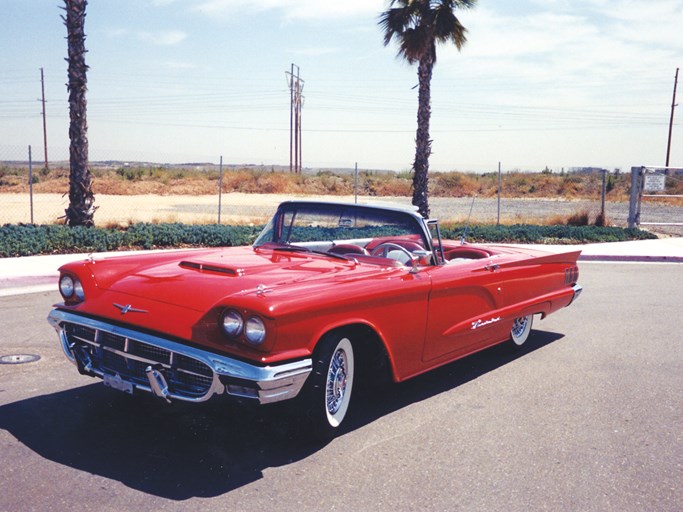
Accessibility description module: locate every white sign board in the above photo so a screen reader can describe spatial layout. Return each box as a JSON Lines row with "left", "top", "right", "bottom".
{"left": 644, "top": 173, "right": 666, "bottom": 192}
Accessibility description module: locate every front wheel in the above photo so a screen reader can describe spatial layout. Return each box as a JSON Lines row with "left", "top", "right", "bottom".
{"left": 509, "top": 314, "right": 533, "bottom": 347}
{"left": 303, "top": 334, "right": 355, "bottom": 441}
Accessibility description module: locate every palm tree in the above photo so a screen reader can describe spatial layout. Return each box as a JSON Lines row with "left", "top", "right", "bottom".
{"left": 379, "top": 0, "right": 476, "bottom": 218}
{"left": 63, "top": 0, "right": 95, "bottom": 226}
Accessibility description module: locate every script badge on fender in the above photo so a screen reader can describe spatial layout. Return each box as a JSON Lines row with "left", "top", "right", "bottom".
{"left": 471, "top": 316, "right": 500, "bottom": 330}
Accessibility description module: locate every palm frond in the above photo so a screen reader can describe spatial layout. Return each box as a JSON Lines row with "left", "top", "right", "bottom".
{"left": 380, "top": 0, "right": 474, "bottom": 57}
{"left": 433, "top": 4, "right": 468, "bottom": 49}
{"left": 398, "top": 26, "right": 431, "bottom": 64}
{"left": 379, "top": 8, "right": 413, "bottom": 46}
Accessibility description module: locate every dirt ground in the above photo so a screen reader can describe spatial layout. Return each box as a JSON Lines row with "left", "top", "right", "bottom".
{"left": 2, "top": 193, "right": 682, "bottom": 236}
{"left": 1, "top": 193, "right": 286, "bottom": 226}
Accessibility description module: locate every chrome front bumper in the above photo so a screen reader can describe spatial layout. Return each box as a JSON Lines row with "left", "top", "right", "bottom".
{"left": 48, "top": 309, "right": 312, "bottom": 405}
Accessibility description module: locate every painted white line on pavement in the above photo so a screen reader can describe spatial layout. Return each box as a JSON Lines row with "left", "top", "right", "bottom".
{"left": 0, "top": 284, "right": 56, "bottom": 297}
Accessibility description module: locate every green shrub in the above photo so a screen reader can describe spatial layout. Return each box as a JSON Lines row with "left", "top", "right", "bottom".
{"left": 0, "top": 223, "right": 262, "bottom": 257}
{"left": 0, "top": 222, "right": 656, "bottom": 258}
{"left": 116, "top": 167, "right": 146, "bottom": 181}
{"left": 440, "top": 224, "right": 656, "bottom": 245}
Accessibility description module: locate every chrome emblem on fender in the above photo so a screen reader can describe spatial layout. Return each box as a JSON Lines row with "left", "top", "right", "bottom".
{"left": 256, "top": 284, "right": 272, "bottom": 297}
{"left": 113, "top": 303, "right": 148, "bottom": 314}
{"left": 471, "top": 316, "right": 501, "bottom": 330}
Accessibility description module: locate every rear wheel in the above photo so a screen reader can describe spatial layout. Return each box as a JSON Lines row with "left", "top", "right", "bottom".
{"left": 510, "top": 314, "right": 533, "bottom": 347}
{"left": 304, "top": 333, "right": 355, "bottom": 441}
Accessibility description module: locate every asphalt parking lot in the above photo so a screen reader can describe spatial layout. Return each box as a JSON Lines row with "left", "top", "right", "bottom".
{"left": 0, "top": 262, "right": 681, "bottom": 511}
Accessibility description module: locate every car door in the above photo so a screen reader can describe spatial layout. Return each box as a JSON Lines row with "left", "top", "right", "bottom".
{"left": 422, "top": 257, "right": 510, "bottom": 363}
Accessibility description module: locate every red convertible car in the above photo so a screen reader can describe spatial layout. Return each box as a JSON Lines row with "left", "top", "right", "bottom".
{"left": 48, "top": 201, "right": 581, "bottom": 439}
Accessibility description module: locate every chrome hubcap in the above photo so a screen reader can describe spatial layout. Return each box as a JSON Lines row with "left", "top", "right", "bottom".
{"left": 512, "top": 316, "right": 528, "bottom": 338}
{"left": 326, "top": 349, "right": 347, "bottom": 414}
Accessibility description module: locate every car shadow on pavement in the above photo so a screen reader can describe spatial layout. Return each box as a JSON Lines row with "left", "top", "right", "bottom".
{"left": 347, "top": 329, "right": 564, "bottom": 430}
{"left": 0, "top": 329, "right": 562, "bottom": 500}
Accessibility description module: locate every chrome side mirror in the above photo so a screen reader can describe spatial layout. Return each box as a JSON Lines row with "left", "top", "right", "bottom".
{"left": 410, "top": 250, "right": 432, "bottom": 273}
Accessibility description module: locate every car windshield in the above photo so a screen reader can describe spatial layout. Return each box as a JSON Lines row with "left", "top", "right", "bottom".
{"left": 253, "top": 202, "right": 431, "bottom": 264}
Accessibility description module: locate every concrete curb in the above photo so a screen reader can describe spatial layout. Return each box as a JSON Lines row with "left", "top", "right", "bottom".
{"left": 500, "top": 238, "right": 683, "bottom": 264}
{"left": 579, "top": 254, "right": 683, "bottom": 263}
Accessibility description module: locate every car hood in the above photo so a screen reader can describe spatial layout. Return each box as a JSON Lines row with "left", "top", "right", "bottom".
{"left": 81, "top": 247, "right": 400, "bottom": 314}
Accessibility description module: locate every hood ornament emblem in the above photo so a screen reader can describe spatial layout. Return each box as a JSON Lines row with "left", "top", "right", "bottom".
{"left": 114, "top": 303, "right": 148, "bottom": 315}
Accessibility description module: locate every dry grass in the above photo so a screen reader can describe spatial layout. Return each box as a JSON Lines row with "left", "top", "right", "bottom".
{"left": 566, "top": 210, "right": 591, "bottom": 226}
{"left": 2, "top": 164, "right": 682, "bottom": 206}
{"left": 0, "top": 165, "right": 606, "bottom": 197}
{"left": 594, "top": 211, "right": 608, "bottom": 227}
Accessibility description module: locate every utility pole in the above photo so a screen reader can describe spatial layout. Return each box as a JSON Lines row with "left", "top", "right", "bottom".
{"left": 665, "top": 67, "right": 679, "bottom": 169}
{"left": 298, "top": 80, "right": 303, "bottom": 173}
{"left": 294, "top": 66, "right": 299, "bottom": 174}
{"left": 40, "top": 67, "right": 49, "bottom": 170}
{"left": 286, "top": 64, "right": 304, "bottom": 173}
{"left": 288, "top": 64, "right": 294, "bottom": 173}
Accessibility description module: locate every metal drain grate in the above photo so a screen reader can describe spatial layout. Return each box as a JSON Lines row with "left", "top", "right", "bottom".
{"left": 0, "top": 354, "right": 41, "bottom": 364}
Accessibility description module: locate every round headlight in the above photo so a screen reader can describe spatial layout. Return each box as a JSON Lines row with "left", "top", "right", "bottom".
{"left": 59, "top": 275, "right": 74, "bottom": 298}
{"left": 245, "top": 316, "right": 266, "bottom": 345}
{"left": 221, "top": 309, "right": 243, "bottom": 337}
{"left": 74, "top": 279, "right": 85, "bottom": 301}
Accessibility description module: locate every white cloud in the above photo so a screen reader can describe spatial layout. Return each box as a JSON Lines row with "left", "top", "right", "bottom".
{"left": 160, "top": 60, "right": 199, "bottom": 70}
{"left": 194, "top": 0, "right": 386, "bottom": 20}
{"left": 104, "top": 27, "right": 129, "bottom": 38}
{"left": 290, "top": 46, "right": 340, "bottom": 57}
{"left": 104, "top": 27, "right": 187, "bottom": 46}
{"left": 590, "top": 0, "right": 683, "bottom": 53}
{"left": 459, "top": 9, "right": 597, "bottom": 59}
{"left": 435, "top": 2, "right": 679, "bottom": 104}
{"left": 137, "top": 30, "right": 187, "bottom": 45}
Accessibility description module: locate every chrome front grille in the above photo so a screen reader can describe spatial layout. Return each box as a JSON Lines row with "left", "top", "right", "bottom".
{"left": 63, "top": 321, "right": 214, "bottom": 398}
{"left": 50, "top": 309, "right": 314, "bottom": 405}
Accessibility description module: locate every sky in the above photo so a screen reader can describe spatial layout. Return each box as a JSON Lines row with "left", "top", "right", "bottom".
{"left": 1, "top": 0, "right": 682, "bottom": 173}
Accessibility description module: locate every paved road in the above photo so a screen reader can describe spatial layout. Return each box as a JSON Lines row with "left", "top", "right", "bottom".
{"left": 0, "top": 263, "right": 681, "bottom": 511}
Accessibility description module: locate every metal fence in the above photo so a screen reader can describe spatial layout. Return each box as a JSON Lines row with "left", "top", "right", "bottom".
{"left": 2, "top": 145, "right": 682, "bottom": 235}
{"left": 628, "top": 166, "right": 683, "bottom": 231}
{"left": 0, "top": 145, "right": 277, "bottom": 226}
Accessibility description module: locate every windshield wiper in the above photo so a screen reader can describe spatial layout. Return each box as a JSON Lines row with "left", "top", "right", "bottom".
{"left": 273, "top": 245, "right": 352, "bottom": 262}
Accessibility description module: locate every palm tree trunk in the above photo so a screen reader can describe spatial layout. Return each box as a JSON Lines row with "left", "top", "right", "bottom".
{"left": 64, "top": 0, "right": 95, "bottom": 227}
{"left": 412, "top": 52, "right": 434, "bottom": 218}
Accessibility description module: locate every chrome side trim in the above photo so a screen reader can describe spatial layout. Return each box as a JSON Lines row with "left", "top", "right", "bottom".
{"left": 47, "top": 309, "right": 312, "bottom": 405}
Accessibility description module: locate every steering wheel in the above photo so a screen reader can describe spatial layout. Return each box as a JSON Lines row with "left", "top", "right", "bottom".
{"left": 370, "top": 242, "right": 415, "bottom": 264}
